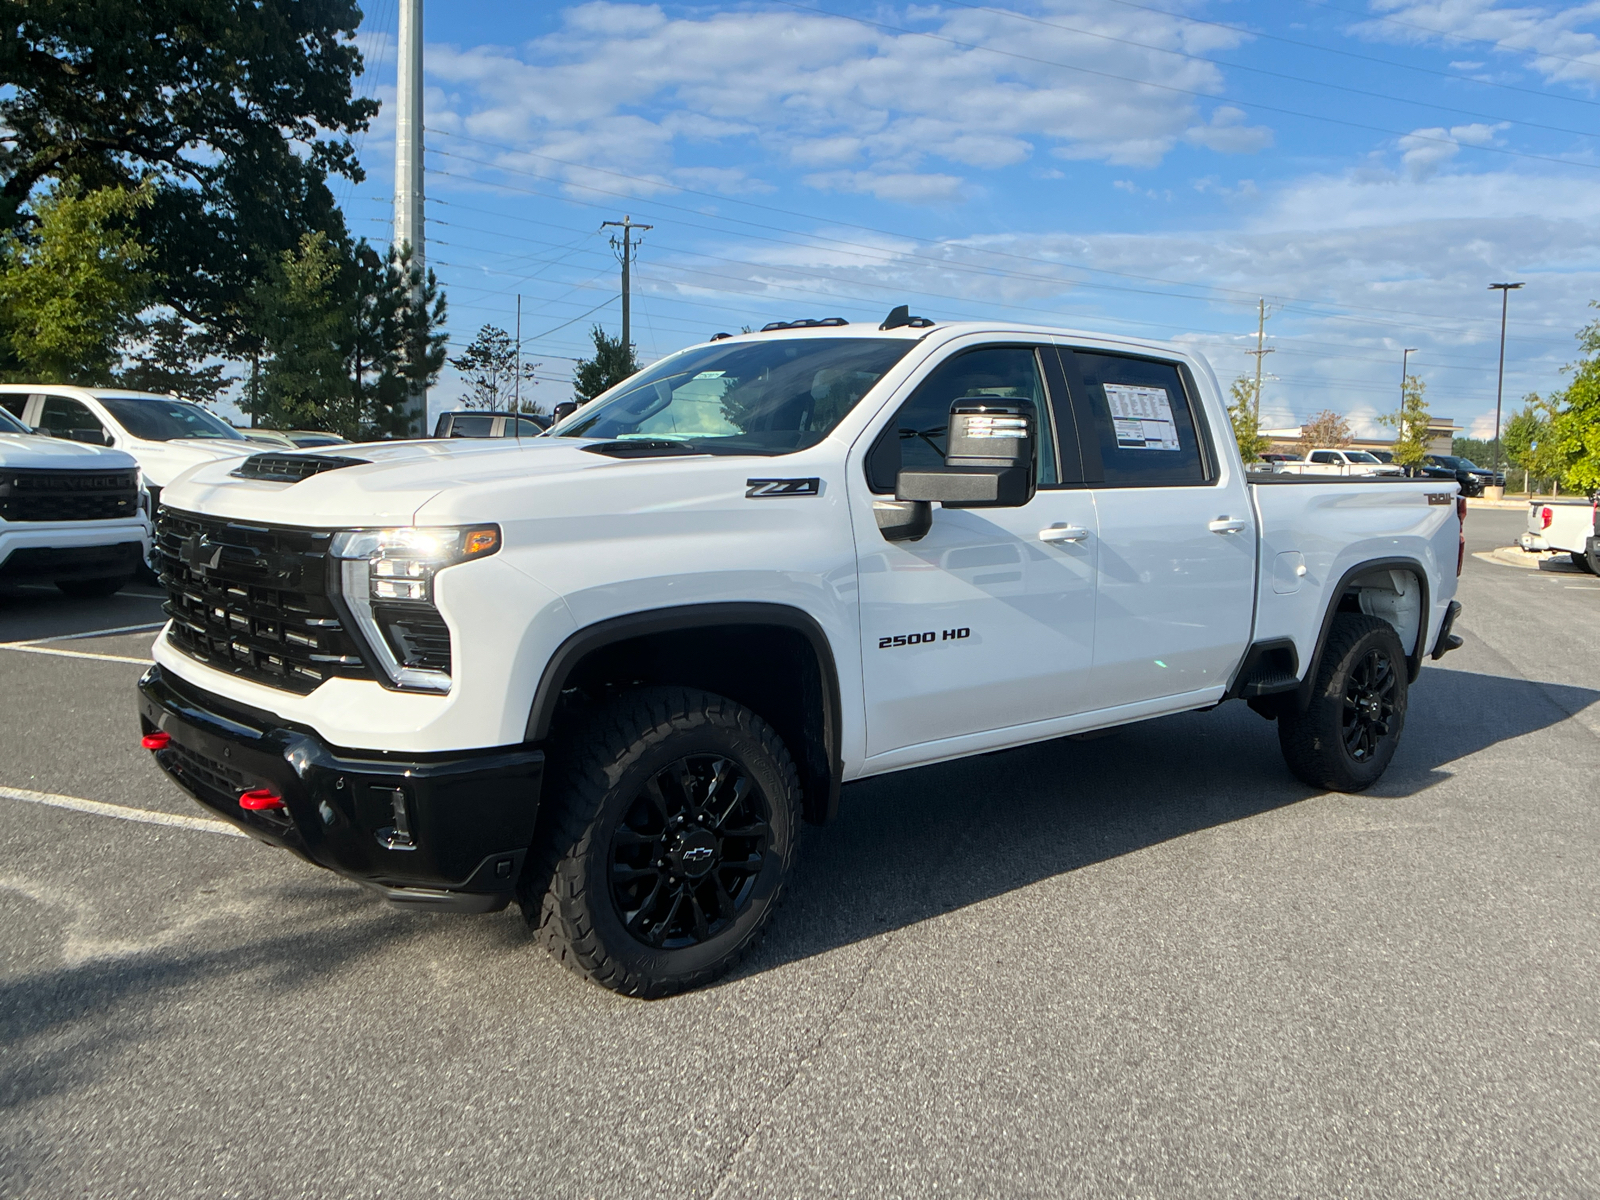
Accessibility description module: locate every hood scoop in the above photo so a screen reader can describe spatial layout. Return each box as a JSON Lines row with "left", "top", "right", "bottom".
{"left": 231, "top": 453, "right": 370, "bottom": 483}
{"left": 580, "top": 439, "right": 707, "bottom": 459}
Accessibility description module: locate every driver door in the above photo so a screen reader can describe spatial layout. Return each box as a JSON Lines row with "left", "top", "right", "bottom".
{"left": 853, "top": 343, "right": 1100, "bottom": 763}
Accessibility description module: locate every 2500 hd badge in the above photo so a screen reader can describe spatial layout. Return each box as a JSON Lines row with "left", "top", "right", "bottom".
{"left": 879, "top": 627, "right": 971, "bottom": 648}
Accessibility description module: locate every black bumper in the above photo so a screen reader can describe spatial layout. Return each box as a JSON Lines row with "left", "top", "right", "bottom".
{"left": 1430, "top": 600, "right": 1464, "bottom": 660}
{"left": 0, "top": 541, "right": 142, "bottom": 582}
{"left": 137, "top": 664, "right": 544, "bottom": 912}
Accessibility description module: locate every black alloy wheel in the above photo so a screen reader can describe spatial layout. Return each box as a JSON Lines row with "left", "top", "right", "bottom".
{"left": 521, "top": 686, "right": 800, "bottom": 997}
{"left": 1277, "top": 613, "right": 1409, "bottom": 792}
{"left": 1341, "top": 647, "right": 1399, "bottom": 763}
{"left": 608, "top": 755, "right": 770, "bottom": 949}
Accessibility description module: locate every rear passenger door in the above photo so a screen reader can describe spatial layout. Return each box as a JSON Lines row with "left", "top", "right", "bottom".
{"left": 1054, "top": 346, "right": 1255, "bottom": 710}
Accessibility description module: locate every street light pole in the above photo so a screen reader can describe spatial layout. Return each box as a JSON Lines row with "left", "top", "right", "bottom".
{"left": 1401, "top": 346, "right": 1417, "bottom": 404}
{"left": 1488, "top": 282, "right": 1525, "bottom": 487}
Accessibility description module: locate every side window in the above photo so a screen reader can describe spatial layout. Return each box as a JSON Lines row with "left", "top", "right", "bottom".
{"left": 1310, "top": 451, "right": 1338, "bottom": 464}
{"left": 866, "top": 346, "right": 1057, "bottom": 493}
{"left": 446, "top": 415, "right": 492, "bottom": 437}
{"left": 1067, "top": 352, "right": 1207, "bottom": 487}
{"left": 0, "top": 395, "right": 25, "bottom": 420}
{"left": 38, "top": 396, "right": 110, "bottom": 443}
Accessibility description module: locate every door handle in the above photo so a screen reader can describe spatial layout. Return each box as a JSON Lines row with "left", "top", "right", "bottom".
{"left": 1208, "top": 517, "right": 1248, "bottom": 534}
{"left": 1039, "top": 525, "right": 1089, "bottom": 543}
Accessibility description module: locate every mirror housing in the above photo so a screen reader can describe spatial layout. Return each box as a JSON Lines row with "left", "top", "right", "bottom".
{"left": 873, "top": 498, "right": 932, "bottom": 543}
{"left": 551, "top": 400, "right": 577, "bottom": 423}
{"left": 895, "top": 398, "right": 1036, "bottom": 509}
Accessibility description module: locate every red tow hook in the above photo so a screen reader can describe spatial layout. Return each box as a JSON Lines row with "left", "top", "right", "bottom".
{"left": 239, "top": 788, "right": 286, "bottom": 812}
{"left": 141, "top": 731, "right": 171, "bottom": 750}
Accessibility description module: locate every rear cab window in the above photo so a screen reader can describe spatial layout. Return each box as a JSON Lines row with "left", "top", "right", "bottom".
{"left": 1054, "top": 349, "right": 1212, "bottom": 487}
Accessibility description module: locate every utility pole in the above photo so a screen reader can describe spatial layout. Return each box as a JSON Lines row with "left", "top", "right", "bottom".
{"left": 601, "top": 215, "right": 652, "bottom": 354}
{"left": 1489, "top": 282, "right": 1524, "bottom": 485}
{"left": 1245, "top": 299, "right": 1274, "bottom": 421}
{"left": 394, "top": 0, "right": 427, "bottom": 436}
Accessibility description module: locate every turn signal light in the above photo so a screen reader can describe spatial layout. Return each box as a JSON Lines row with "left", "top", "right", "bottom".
{"left": 239, "top": 788, "right": 286, "bottom": 811}
{"left": 141, "top": 731, "right": 171, "bottom": 750}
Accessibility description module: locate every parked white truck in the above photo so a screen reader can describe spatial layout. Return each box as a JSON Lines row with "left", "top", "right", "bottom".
{"left": 0, "top": 406, "right": 150, "bottom": 596}
{"left": 137, "top": 314, "right": 1466, "bottom": 996}
{"left": 1521, "top": 497, "right": 1599, "bottom": 574}
{"left": 1274, "top": 449, "right": 1406, "bottom": 477}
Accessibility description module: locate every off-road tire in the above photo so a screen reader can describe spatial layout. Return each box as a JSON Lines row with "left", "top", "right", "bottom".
{"left": 1277, "top": 614, "right": 1409, "bottom": 792}
{"left": 1571, "top": 549, "right": 1598, "bottom": 576}
{"left": 55, "top": 574, "right": 131, "bottom": 599}
{"left": 520, "top": 687, "right": 800, "bottom": 998}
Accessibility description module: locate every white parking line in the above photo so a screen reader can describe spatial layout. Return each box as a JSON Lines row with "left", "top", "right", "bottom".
{"left": 0, "top": 784, "right": 246, "bottom": 838}
{"left": 18, "top": 621, "right": 166, "bottom": 645}
{"left": 0, "top": 644, "right": 153, "bottom": 665}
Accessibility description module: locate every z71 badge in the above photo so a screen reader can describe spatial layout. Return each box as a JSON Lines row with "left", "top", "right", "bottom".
{"left": 746, "top": 478, "right": 820, "bottom": 498}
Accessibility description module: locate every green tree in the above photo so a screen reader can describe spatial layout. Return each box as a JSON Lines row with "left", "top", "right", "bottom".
{"left": 1381, "top": 374, "right": 1431, "bottom": 467}
{"left": 378, "top": 243, "right": 449, "bottom": 437}
{"left": 119, "top": 312, "right": 234, "bottom": 404}
{"left": 1502, "top": 397, "right": 1556, "bottom": 491}
{"left": 2, "top": 0, "right": 376, "bottom": 355}
{"left": 1548, "top": 311, "right": 1600, "bottom": 494}
{"left": 1451, "top": 436, "right": 1494, "bottom": 464}
{"left": 572, "top": 325, "right": 640, "bottom": 405}
{"left": 449, "top": 323, "right": 539, "bottom": 413}
{"left": 247, "top": 231, "right": 350, "bottom": 433}
{"left": 1227, "top": 375, "right": 1269, "bottom": 462}
{"left": 0, "top": 183, "right": 151, "bottom": 383}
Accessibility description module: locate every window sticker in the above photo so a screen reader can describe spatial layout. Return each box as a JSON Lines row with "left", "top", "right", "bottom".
{"left": 1104, "top": 383, "right": 1180, "bottom": 452}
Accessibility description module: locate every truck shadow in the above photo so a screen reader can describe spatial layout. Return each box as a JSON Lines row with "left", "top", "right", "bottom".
{"left": 744, "top": 665, "right": 1599, "bottom": 979}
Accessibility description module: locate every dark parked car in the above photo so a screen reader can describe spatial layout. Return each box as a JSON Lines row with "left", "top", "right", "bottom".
{"left": 433, "top": 411, "right": 549, "bottom": 438}
{"left": 1370, "top": 449, "right": 1458, "bottom": 483}
{"left": 1425, "top": 455, "right": 1503, "bottom": 496}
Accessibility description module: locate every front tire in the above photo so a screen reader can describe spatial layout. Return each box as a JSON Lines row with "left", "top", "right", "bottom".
{"left": 1277, "top": 614, "right": 1409, "bottom": 792}
{"left": 521, "top": 687, "right": 800, "bottom": 997}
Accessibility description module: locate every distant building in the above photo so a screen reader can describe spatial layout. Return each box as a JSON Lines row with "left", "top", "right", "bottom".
{"left": 1261, "top": 416, "right": 1457, "bottom": 458}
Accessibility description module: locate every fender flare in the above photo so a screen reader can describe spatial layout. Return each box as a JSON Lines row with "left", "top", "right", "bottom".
{"left": 524, "top": 602, "right": 844, "bottom": 822}
{"left": 1293, "top": 556, "right": 1431, "bottom": 713}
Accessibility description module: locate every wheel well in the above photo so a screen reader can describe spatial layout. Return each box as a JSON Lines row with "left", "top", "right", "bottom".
{"left": 529, "top": 612, "right": 841, "bottom": 825}
{"left": 1288, "top": 559, "right": 1429, "bottom": 715}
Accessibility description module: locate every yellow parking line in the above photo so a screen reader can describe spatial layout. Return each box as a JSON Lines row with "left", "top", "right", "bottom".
{"left": 0, "top": 784, "right": 246, "bottom": 838}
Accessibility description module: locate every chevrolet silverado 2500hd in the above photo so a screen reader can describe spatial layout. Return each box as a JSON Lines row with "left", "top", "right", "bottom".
{"left": 0, "top": 406, "right": 149, "bottom": 595}
{"left": 137, "top": 316, "right": 1465, "bottom": 996}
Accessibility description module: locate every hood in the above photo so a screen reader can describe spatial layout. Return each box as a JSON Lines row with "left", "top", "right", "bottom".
{"left": 158, "top": 437, "right": 255, "bottom": 462}
{"left": 0, "top": 432, "right": 140, "bottom": 472}
{"left": 159, "top": 436, "right": 630, "bottom": 526}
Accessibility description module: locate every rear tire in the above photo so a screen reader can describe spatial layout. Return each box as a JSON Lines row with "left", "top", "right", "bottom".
{"left": 1571, "top": 550, "right": 1598, "bottom": 576}
{"left": 520, "top": 686, "right": 800, "bottom": 997}
{"left": 55, "top": 575, "right": 131, "bottom": 599}
{"left": 1277, "top": 614, "right": 1409, "bottom": 792}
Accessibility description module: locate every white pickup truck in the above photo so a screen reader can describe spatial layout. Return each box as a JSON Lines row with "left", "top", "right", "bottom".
{"left": 0, "top": 406, "right": 150, "bottom": 595}
{"left": 137, "top": 315, "right": 1465, "bottom": 996}
{"left": 1273, "top": 449, "right": 1405, "bottom": 477}
{"left": 1521, "top": 497, "right": 1599, "bottom": 574}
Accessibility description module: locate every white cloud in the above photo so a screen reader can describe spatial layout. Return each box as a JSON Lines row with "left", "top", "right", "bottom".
{"left": 419, "top": 1, "right": 1264, "bottom": 204}
{"left": 1355, "top": 1, "right": 1600, "bottom": 89}
{"left": 1397, "top": 121, "right": 1507, "bottom": 179}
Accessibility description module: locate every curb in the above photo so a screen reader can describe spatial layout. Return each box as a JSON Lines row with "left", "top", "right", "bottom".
{"left": 1473, "top": 546, "right": 1585, "bottom": 573}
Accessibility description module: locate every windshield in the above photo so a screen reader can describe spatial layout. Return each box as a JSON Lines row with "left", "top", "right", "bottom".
{"left": 1346, "top": 451, "right": 1381, "bottom": 463}
{"left": 101, "top": 397, "right": 246, "bottom": 442}
{"left": 556, "top": 337, "right": 916, "bottom": 455}
{"left": 1456, "top": 458, "right": 1480, "bottom": 469}
{"left": 0, "top": 407, "right": 27, "bottom": 435}
{"left": 1431, "top": 455, "right": 1461, "bottom": 468}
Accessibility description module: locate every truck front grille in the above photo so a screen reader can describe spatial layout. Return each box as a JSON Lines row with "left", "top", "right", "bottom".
{"left": 0, "top": 468, "right": 139, "bottom": 522}
{"left": 156, "top": 508, "right": 373, "bottom": 694}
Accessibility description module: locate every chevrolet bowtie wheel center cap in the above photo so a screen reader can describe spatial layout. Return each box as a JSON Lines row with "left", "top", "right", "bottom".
{"left": 672, "top": 829, "right": 719, "bottom": 878}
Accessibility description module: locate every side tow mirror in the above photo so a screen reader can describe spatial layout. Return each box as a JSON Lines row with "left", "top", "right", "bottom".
{"left": 551, "top": 400, "right": 577, "bottom": 423}
{"left": 873, "top": 499, "right": 932, "bottom": 543}
{"left": 895, "top": 398, "right": 1037, "bottom": 509}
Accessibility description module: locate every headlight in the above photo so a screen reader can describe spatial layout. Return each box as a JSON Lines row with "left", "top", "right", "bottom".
{"left": 330, "top": 525, "right": 500, "bottom": 692}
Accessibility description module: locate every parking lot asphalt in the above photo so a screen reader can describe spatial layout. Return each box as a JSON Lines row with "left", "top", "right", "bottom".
{"left": 1, "top": 508, "right": 1596, "bottom": 1199}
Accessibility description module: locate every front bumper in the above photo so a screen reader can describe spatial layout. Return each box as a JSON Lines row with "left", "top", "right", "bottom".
{"left": 137, "top": 664, "right": 544, "bottom": 912}
{"left": 0, "top": 516, "right": 148, "bottom": 582}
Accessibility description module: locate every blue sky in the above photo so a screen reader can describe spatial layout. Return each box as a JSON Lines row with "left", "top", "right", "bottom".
{"left": 338, "top": 1, "right": 1600, "bottom": 439}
